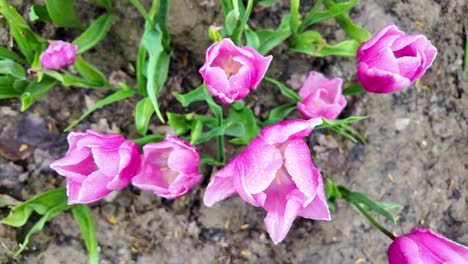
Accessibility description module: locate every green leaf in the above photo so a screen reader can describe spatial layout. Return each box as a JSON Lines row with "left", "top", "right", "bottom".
{"left": 142, "top": 25, "right": 165, "bottom": 123}
{"left": 302, "top": 0, "right": 358, "bottom": 30}
{"left": 342, "top": 82, "right": 365, "bottom": 96}
{"left": 44, "top": 0, "right": 82, "bottom": 28}
{"left": 200, "top": 154, "right": 224, "bottom": 166}
{"left": 131, "top": 134, "right": 165, "bottom": 145}
{"left": 245, "top": 27, "right": 260, "bottom": 50}
{"left": 291, "top": 30, "right": 360, "bottom": 57}
{"left": 262, "top": 102, "right": 296, "bottom": 127}
{"left": 44, "top": 70, "right": 105, "bottom": 89}
{"left": 0, "top": 75, "right": 22, "bottom": 99}
{"left": 167, "top": 112, "right": 191, "bottom": 135}
{"left": 74, "top": 55, "right": 108, "bottom": 87}
{"left": 232, "top": 0, "right": 253, "bottom": 45}
{"left": 464, "top": 33, "right": 468, "bottom": 73}
{"left": 316, "top": 116, "right": 367, "bottom": 143}
{"left": 135, "top": 97, "right": 155, "bottom": 135}
{"left": 265, "top": 77, "right": 301, "bottom": 102}
{"left": 225, "top": 106, "right": 259, "bottom": 144}
{"left": 0, "top": 1, "right": 46, "bottom": 64}
{"left": 20, "top": 77, "right": 57, "bottom": 111}
{"left": 15, "top": 202, "right": 69, "bottom": 256}
{"left": 0, "top": 60, "right": 26, "bottom": 80}
{"left": 257, "top": 15, "right": 291, "bottom": 55}
{"left": 29, "top": 4, "right": 51, "bottom": 23}
{"left": 258, "top": 0, "right": 277, "bottom": 7}
{"left": 224, "top": 9, "right": 240, "bottom": 35}
{"left": 64, "top": 89, "right": 135, "bottom": 131}
{"left": 193, "top": 122, "right": 232, "bottom": 145}
{"left": 339, "top": 186, "right": 400, "bottom": 224}
{"left": 290, "top": 0, "right": 301, "bottom": 38}
{"left": 1, "top": 187, "right": 67, "bottom": 227}
{"left": 73, "top": 13, "right": 116, "bottom": 54}
{"left": 323, "top": 0, "right": 370, "bottom": 43}
{"left": 72, "top": 205, "right": 99, "bottom": 264}
{"left": 325, "top": 178, "right": 342, "bottom": 200}
{"left": 95, "top": 0, "right": 112, "bottom": 11}
{"left": 0, "top": 47, "right": 26, "bottom": 64}
{"left": 173, "top": 85, "right": 207, "bottom": 107}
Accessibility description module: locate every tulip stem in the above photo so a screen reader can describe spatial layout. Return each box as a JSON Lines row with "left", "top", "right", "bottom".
{"left": 351, "top": 201, "right": 396, "bottom": 240}
{"left": 130, "top": 0, "right": 153, "bottom": 26}
{"left": 217, "top": 111, "right": 225, "bottom": 164}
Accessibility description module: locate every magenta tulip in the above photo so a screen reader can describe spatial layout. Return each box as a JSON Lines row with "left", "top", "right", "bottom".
{"left": 50, "top": 130, "right": 140, "bottom": 204}
{"left": 203, "top": 118, "right": 330, "bottom": 244}
{"left": 40, "top": 41, "right": 78, "bottom": 70}
{"left": 297, "top": 71, "right": 346, "bottom": 120}
{"left": 357, "top": 24, "right": 437, "bottom": 93}
{"left": 199, "top": 38, "right": 273, "bottom": 104}
{"left": 132, "top": 136, "right": 202, "bottom": 199}
{"left": 388, "top": 227, "right": 468, "bottom": 264}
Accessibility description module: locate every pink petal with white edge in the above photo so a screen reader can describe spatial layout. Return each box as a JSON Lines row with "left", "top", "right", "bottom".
{"left": 299, "top": 175, "right": 331, "bottom": 220}
{"left": 261, "top": 118, "right": 322, "bottom": 145}
{"left": 203, "top": 160, "right": 237, "bottom": 207}
{"left": 69, "top": 171, "right": 113, "bottom": 204}
{"left": 357, "top": 63, "right": 411, "bottom": 93}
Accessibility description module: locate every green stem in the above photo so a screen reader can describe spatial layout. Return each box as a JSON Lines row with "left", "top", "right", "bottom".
{"left": 217, "top": 110, "right": 225, "bottom": 164}
{"left": 130, "top": 0, "right": 153, "bottom": 25}
{"left": 232, "top": 0, "right": 253, "bottom": 45}
{"left": 352, "top": 201, "right": 396, "bottom": 240}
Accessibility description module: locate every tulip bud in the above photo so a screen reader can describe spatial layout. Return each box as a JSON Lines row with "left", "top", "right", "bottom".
{"left": 40, "top": 41, "right": 78, "bottom": 70}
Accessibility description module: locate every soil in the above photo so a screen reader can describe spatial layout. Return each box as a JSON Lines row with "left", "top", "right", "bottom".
{"left": 0, "top": 0, "right": 467, "bottom": 263}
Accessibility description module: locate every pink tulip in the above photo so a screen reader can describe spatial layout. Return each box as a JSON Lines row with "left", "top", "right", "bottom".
{"left": 203, "top": 118, "right": 330, "bottom": 244}
{"left": 50, "top": 130, "right": 140, "bottom": 204}
{"left": 388, "top": 227, "right": 468, "bottom": 264}
{"left": 132, "top": 136, "right": 202, "bottom": 199}
{"left": 357, "top": 24, "right": 437, "bottom": 93}
{"left": 40, "top": 41, "right": 78, "bottom": 70}
{"left": 297, "top": 71, "right": 346, "bottom": 120}
{"left": 199, "top": 38, "right": 273, "bottom": 104}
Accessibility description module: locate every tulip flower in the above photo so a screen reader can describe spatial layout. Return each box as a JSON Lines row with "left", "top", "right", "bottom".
{"left": 297, "top": 71, "right": 347, "bottom": 120}
{"left": 50, "top": 130, "right": 140, "bottom": 204}
{"left": 40, "top": 41, "right": 78, "bottom": 70}
{"left": 357, "top": 24, "right": 437, "bottom": 93}
{"left": 204, "top": 118, "right": 331, "bottom": 244}
{"left": 388, "top": 227, "right": 468, "bottom": 264}
{"left": 132, "top": 136, "right": 202, "bottom": 199}
{"left": 199, "top": 38, "right": 273, "bottom": 104}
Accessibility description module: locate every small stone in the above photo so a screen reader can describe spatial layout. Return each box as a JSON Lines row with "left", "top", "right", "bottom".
{"left": 395, "top": 118, "right": 410, "bottom": 131}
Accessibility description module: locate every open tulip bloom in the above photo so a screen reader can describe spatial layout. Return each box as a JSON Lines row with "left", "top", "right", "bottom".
{"left": 199, "top": 38, "right": 273, "bottom": 104}
{"left": 388, "top": 227, "right": 468, "bottom": 264}
{"left": 204, "top": 118, "right": 331, "bottom": 244}
{"left": 50, "top": 130, "right": 141, "bottom": 204}
{"left": 357, "top": 24, "right": 437, "bottom": 93}
{"left": 297, "top": 71, "right": 347, "bottom": 120}
{"left": 132, "top": 136, "right": 203, "bottom": 199}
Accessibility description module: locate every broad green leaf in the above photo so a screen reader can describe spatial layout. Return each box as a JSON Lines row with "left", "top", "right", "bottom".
{"left": 224, "top": 9, "right": 240, "bottom": 35}
{"left": 232, "top": 0, "right": 253, "bottom": 44}
{"left": 44, "top": 0, "right": 82, "bottom": 28}
{"left": 72, "top": 205, "right": 99, "bottom": 264}
{"left": 73, "top": 13, "right": 116, "bottom": 54}
{"left": 225, "top": 106, "right": 259, "bottom": 144}
{"left": 173, "top": 85, "right": 206, "bottom": 107}
{"left": 265, "top": 77, "right": 301, "bottom": 102}
{"left": 325, "top": 178, "right": 342, "bottom": 200}
{"left": 15, "top": 201, "right": 69, "bottom": 256}
{"left": 74, "top": 55, "right": 107, "bottom": 87}
{"left": 0, "top": 1, "right": 46, "bottom": 63}
{"left": 0, "top": 47, "right": 26, "bottom": 64}
{"left": 258, "top": 0, "right": 277, "bottom": 6}
{"left": 193, "top": 122, "right": 233, "bottom": 145}
{"left": 20, "top": 77, "right": 57, "bottom": 111}
{"left": 1, "top": 187, "right": 67, "bottom": 227}
{"left": 155, "top": 0, "right": 171, "bottom": 48}
{"left": 200, "top": 154, "right": 224, "bottom": 166}
{"left": 136, "top": 45, "right": 147, "bottom": 95}
{"left": 343, "top": 83, "right": 365, "bottom": 96}
{"left": 339, "top": 186, "right": 400, "bottom": 224}
{"left": 0, "top": 75, "right": 22, "bottom": 99}
{"left": 302, "top": 0, "right": 358, "bottom": 30}
{"left": 0, "top": 60, "right": 26, "bottom": 80}
{"left": 189, "top": 119, "right": 204, "bottom": 145}
{"left": 262, "top": 102, "right": 296, "bottom": 127}
{"left": 64, "top": 89, "right": 135, "bottom": 131}
{"left": 167, "top": 112, "right": 191, "bottom": 135}
{"left": 132, "top": 134, "right": 165, "bottom": 145}
{"left": 257, "top": 15, "right": 291, "bottom": 55}
{"left": 291, "top": 30, "right": 360, "bottom": 57}
{"left": 245, "top": 27, "right": 260, "bottom": 50}
{"left": 135, "top": 97, "right": 154, "bottom": 135}
{"left": 154, "top": 51, "right": 171, "bottom": 94}
{"left": 142, "top": 25, "right": 165, "bottom": 122}
{"left": 29, "top": 4, "right": 51, "bottom": 23}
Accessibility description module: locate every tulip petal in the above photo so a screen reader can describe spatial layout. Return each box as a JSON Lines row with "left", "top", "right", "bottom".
{"left": 261, "top": 118, "right": 322, "bottom": 145}
{"left": 299, "top": 175, "right": 331, "bottom": 220}
{"left": 70, "top": 171, "right": 113, "bottom": 204}
{"left": 203, "top": 161, "right": 237, "bottom": 207}
{"left": 284, "top": 139, "right": 318, "bottom": 198}
{"left": 357, "top": 62, "right": 411, "bottom": 93}
{"left": 50, "top": 149, "right": 96, "bottom": 182}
